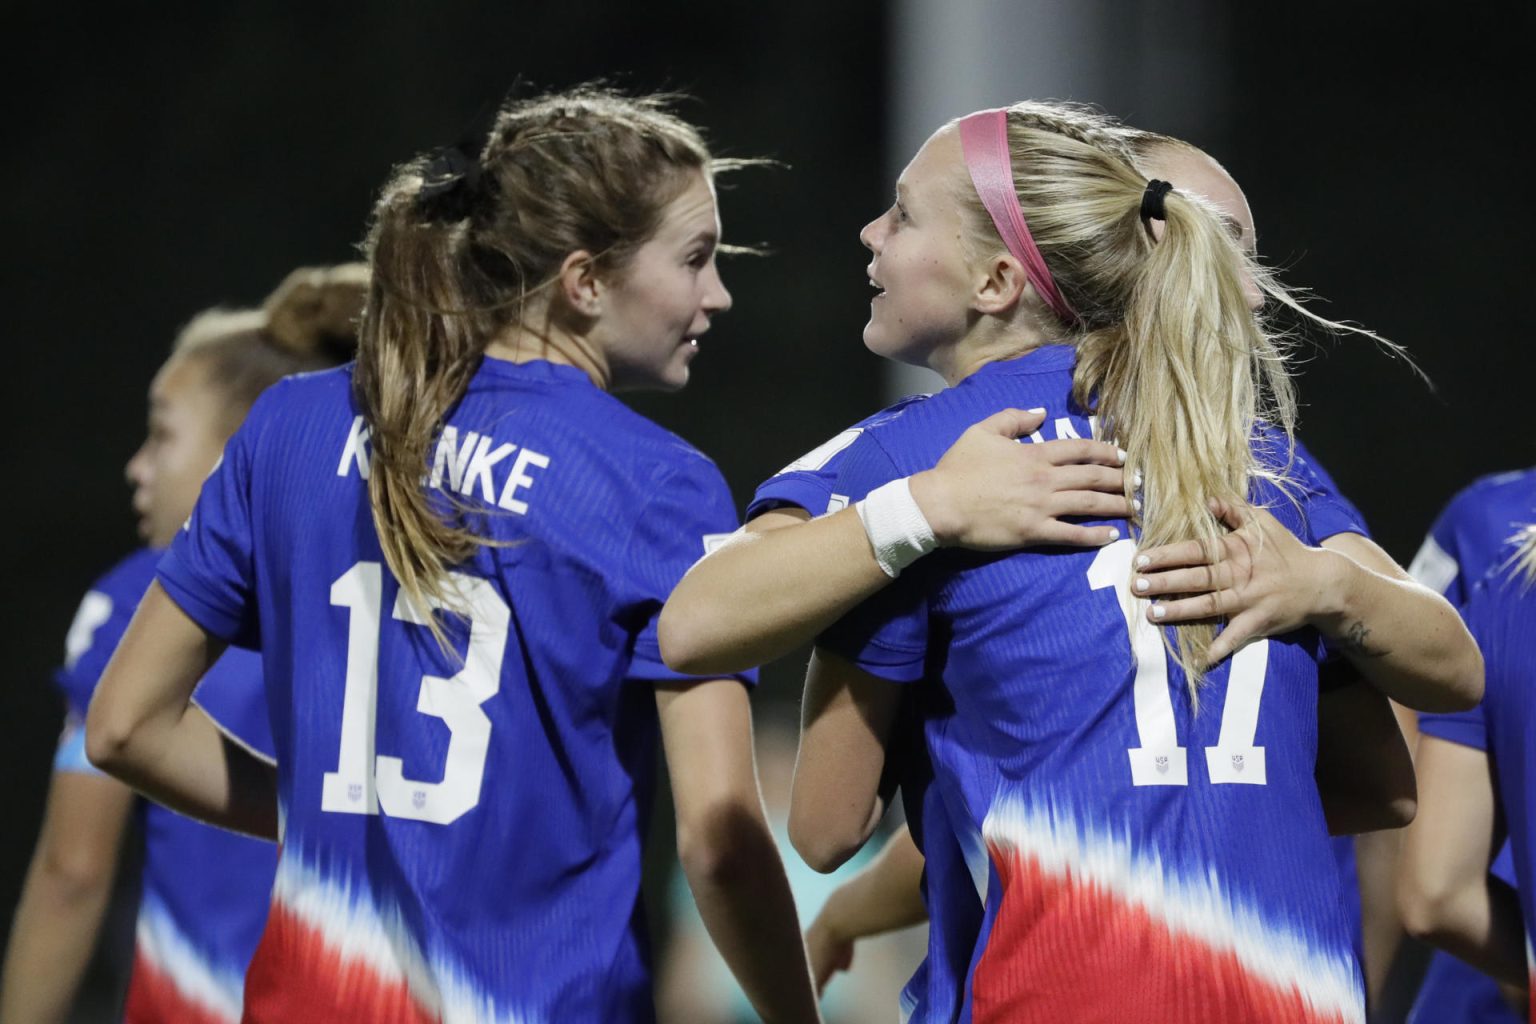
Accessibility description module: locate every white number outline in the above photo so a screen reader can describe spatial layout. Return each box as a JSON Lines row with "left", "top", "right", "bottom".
{"left": 320, "top": 561, "right": 509, "bottom": 824}
{"left": 1088, "top": 540, "right": 1268, "bottom": 787}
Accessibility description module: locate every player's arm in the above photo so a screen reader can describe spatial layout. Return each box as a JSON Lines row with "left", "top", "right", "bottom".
{"left": 1397, "top": 735, "right": 1526, "bottom": 987}
{"left": 789, "top": 649, "right": 903, "bottom": 873}
{"left": 804, "top": 823, "right": 927, "bottom": 993}
{"left": 1314, "top": 667, "right": 1415, "bottom": 835}
{"left": 656, "top": 678, "right": 821, "bottom": 1024}
{"left": 0, "top": 768, "right": 134, "bottom": 1024}
{"left": 1134, "top": 505, "right": 1481, "bottom": 713}
{"left": 85, "top": 582, "right": 278, "bottom": 841}
{"left": 659, "top": 409, "right": 1127, "bottom": 676}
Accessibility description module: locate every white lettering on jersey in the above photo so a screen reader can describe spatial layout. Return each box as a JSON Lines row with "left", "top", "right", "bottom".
{"left": 337, "top": 416, "right": 372, "bottom": 480}
{"left": 827, "top": 494, "right": 849, "bottom": 514}
{"left": 429, "top": 426, "right": 480, "bottom": 491}
{"left": 338, "top": 418, "right": 551, "bottom": 514}
{"left": 1055, "top": 417, "right": 1081, "bottom": 440}
{"left": 460, "top": 436, "right": 516, "bottom": 502}
{"left": 64, "top": 591, "right": 114, "bottom": 670}
{"left": 778, "top": 429, "right": 863, "bottom": 475}
{"left": 497, "top": 448, "right": 551, "bottom": 514}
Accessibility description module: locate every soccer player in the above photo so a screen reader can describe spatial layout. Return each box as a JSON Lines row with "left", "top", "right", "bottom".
{"left": 1395, "top": 469, "right": 1536, "bottom": 1023}
{"left": 85, "top": 88, "right": 820, "bottom": 1024}
{"left": 1397, "top": 516, "right": 1536, "bottom": 1013}
{"left": 0, "top": 265, "right": 364, "bottom": 1024}
{"left": 661, "top": 102, "right": 1479, "bottom": 1021}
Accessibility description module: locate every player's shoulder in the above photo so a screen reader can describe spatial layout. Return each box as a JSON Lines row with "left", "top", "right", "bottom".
{"left": 1445, "top": 467, "right": 1536, "bottom": 519}
{"left": 777, "top": 394, "right": 931, "bottom": 475}
{"left": 237, "top": 364, "right": 357, "bottom": 444}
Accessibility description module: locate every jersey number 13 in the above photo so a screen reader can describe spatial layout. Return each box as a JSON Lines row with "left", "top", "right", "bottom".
{"left": 320, "top": 561, "right": 509, "bottom": 824}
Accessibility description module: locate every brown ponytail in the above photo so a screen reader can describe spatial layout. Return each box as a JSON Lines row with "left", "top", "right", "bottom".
{"left": 353, "top": 87, "right": 717, "bottom": 624}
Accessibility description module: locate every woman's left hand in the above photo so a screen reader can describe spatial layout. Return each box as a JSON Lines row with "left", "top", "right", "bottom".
{"left": 1132, "top": 498, "right": 1340, "bottom": 665}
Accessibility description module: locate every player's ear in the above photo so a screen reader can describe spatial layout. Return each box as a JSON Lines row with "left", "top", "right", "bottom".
{"left": 973, "top": 254, "right": 1028, "bottom": 316}
{"left": 557, "top": 251, "right": 604, "bottom": 317}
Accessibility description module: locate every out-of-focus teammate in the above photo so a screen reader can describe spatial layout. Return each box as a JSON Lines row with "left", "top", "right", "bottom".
{"left": 0, "top": 265, "right": 364, "bottom": 1023}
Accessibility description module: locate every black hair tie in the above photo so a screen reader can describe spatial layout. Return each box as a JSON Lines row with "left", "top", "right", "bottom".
{"left": 1139, "top": 179, "right": 1174, "bottom": 236}
{"left": 416, "top": 144, "right": 484, "bottom": 222}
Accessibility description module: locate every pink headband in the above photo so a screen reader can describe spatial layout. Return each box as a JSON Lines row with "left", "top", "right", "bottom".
{"left": 957, "top": 108, "right": 1077, "bottom": 325}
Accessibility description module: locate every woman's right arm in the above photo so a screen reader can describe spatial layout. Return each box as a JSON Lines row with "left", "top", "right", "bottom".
{"left": 660, "top": 408, "right": 1127, "bottom": 675}
{"left": 0, "top": 770, "right": 134, "bottom": 1024}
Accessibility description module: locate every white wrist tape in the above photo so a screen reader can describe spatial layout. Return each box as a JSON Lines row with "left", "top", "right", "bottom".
{"left": 856, "top": 477, "right": 938, "bottom": 578}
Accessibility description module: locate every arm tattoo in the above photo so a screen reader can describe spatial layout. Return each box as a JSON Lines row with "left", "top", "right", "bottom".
{"left": 1338, "top": 619, "right": 1389, "bottom": 658}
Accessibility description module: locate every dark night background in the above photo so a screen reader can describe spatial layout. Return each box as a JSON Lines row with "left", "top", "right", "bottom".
{"left": 2, "top": 2, "right": 1531, "bottom": 1018}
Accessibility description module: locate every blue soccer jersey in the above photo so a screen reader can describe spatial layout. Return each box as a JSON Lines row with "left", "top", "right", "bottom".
{"left": 53, "top": 549, "right": 276, "bottom": 1024}
{"left": 759, "top": 344, "right": 1367, "bottom": 1023}
{"left": 1442, "top": 569, "right": 1536, "bottom": 1014}
{"left": 1411, "top": 470, "right": 1536, "bottom": 1024}
{"left": 157, "top": 358, "right": 752, "bottom": 1024}
{"left": 1409, "top": 469, "right": 1536, "bottom": 607}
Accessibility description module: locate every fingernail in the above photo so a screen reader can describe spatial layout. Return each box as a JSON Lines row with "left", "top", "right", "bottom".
{"left": 1150, "top": 604, "right": 1166, "bottom": 620}
{"left": 1135, "top": 554, "right": 1150, "bottom": 569}
{"left": 1117, "top": 448, "right": 1128, "bottom": 464}
{"left": 1135, "top": 577, "right": 1150, "bottom": 592}
{"left": 1105, "top": 527, "right": 1120, "bottom": 541}
{"left": 1132, "top": 497, "right": 1142, "bottom": 513}
{"left": 1133, "top": 469, "right": 1144, "bottom": 489}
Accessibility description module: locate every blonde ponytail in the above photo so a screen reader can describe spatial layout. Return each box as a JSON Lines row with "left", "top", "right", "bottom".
{"left": 954, "top": 102, "right": 1330, "bottom": 692}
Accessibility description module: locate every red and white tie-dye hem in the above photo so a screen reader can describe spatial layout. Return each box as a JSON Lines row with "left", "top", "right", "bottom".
{"left": 970, "top": 842, "right": 1362, "bottom": 1024}
{"left": 122, "top": 953, "right": 237, "bottom": 1024}
{"left": 241, "top": 902, "right": 438, "bottom": 1024}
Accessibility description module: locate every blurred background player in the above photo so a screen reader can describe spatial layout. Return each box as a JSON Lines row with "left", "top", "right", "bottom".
{"left": 1398, "top": 503, "right": 1536, "bottom": 1015}
{"left": 84, "top": 87, "right": 820, "bottom": 1024}
{"left": 663, "top": 100, "right": 1478, "bottom": 1021}
{"left": 1389, "top": 468, "right": 1536, "bottom": 1023}
{"left": 0, "top": 265, "right": 365, "bottom": 1024}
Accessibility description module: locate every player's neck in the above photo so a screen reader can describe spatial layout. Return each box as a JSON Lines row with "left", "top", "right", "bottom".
{"left": 931, "top": 319, "right": 1062, "bottom": 386}
{"left": 485, "top": 323, "right": 610, "bottom": 390}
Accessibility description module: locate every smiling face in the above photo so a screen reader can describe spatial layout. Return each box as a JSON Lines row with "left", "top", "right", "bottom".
{"left": 592, "top": 170, "right": 733, "bottom": 392}
{"left": 859, "top": 127, "right": 978, "bottom": 367}
{"left": 124, "top": 355, "right": 231, "bottom": 548}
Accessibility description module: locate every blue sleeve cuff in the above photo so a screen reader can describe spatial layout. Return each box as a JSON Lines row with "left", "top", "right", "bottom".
{"left": 52, "top": 721, "right": 103, "bottom": 776}
{"left": 747, "top": 471, "right": 845, "bottom": 521}
{"left": 157, "top": 550, "right": 258, "bottom": 648}
{"left": 1418, "top": 708, "right": 1488, "bottom": 752}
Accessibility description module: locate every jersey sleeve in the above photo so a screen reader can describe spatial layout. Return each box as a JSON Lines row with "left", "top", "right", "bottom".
{"left": 1289, "top": 438, "right": 1371, "bottom": 543}
{"left": 1417, "top": 705, "right": 1487, "bottom": 751}
{"left": 52, "top": 715, "right": 104, "bottom": 776}
{"left": 52, "top": 550, "right": 159, "bottom": 719}
{"left": 626, "top": 452, "right": 756, "bottom": 686}
{"left": 156, "top": 396, "right": 267, "bottom": 649}
{"left": 814, "top": 432, "right": 931, "bottom": 683}
{"left": 747, "top": 427, "right": 866, "bottom": 520}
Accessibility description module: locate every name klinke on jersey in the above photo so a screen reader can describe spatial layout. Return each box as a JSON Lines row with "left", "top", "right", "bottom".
{"left": 335, "top": 416, "right": 552, "bottom": 514}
